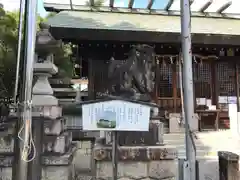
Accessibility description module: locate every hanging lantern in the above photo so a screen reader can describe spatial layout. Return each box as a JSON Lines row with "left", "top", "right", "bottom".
{"left": 199, "top": 58, "right": 203, "bottom": 67}
{"left": 180, "top": 55, "right": 183, "bottom": 64}
{"left": 170, "top": 56, "right": 173, "bottom": 64}
{"left": 156, "top": 57, "right": 159, "bottom": 65}
{"left": 162, "top": 57, "right": 166, "bottom": 67}
{"left": 176, "top": 57, "right": 179, "bottom": 65}
{"left": 227, "top": 48, "right": 234, "bottom": 56}
{"left": 219, "top": 49, "right": 225, "bottom": 56}
{"left": 193, "top": 56, "right": 197, "bottom": 63}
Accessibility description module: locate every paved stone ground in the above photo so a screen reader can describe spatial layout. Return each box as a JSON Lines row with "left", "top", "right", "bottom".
{"left": 164, "top": 130, "right": 240, "bottom": 158}
{"left": 164, "top": 130, "right": 240, "bottom": 180}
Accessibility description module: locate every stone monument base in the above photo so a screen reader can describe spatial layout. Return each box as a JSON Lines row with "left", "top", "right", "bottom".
{"left": 91, "top": 145, "right": 178, "bottom": 180}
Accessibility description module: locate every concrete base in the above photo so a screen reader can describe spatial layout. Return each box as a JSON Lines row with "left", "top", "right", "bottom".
{"left": 0, "top": 165, "right": 74, "bottom": 180}
{"left": 92, "top": 145, "right": 177, "bottom": 180}
{"left": 0, "top": 145, "right": 77, "bottom": 180}
{"left": 96, "top": 161, "right": 176, "bottom": 179}
{"left": 42, "top": 165, "right": 74, "bottom": 180}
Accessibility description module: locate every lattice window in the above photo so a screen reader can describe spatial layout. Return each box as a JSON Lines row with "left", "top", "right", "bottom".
{"left": 92, "top": 60, "right": 109, "bottom": 94}
{"left": 194, "top": 63, "right": 211, "bottom": 98}
{"left": 217, "top": 62, "right": 236, "bottom": 96}
{"left": 176, "top": 63, "right": 211, "bottom": 98}
{"left": 158, "top": 64, "right": 173, "bottom": 97}
{"left": 176, "top": 65, "right": 181, "bottom": 97}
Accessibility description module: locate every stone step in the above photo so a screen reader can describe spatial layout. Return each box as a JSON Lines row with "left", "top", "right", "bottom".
{"left": 164, "top": 139, "right": 204, "bottom": 144}
{"left": 178, "top": 149, "right": 240, "bottom": 158}
{"left": 165, "top": 138, "right": 240, "bottom": 147}
{"left": 53, "top": 88, "right": 76, "bottom": 92}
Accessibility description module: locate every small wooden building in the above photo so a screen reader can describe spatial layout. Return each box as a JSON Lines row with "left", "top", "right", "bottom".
{"left": 44, "top": 0, "right": 240, "bottom": 130}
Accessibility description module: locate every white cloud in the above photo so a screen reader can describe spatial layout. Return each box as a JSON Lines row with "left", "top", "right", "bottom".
{"left": 0, "top": 0, "right": 126, "bottom": 15}
{"left": 103, "top": 0, "right": 125, "bottom": 7}
{"left": 0, "top": 0, "right": 20, "bottom": 12}
{"left": 44, "top": 0, "right": 125, "bottom": 7}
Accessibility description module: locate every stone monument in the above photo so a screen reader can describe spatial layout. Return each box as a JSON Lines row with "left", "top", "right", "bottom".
{"left": 105, "top": 44, "right": 162, "bottom": 146}
{"left": 89, "top": 45, "right": 178, "bottom": 179}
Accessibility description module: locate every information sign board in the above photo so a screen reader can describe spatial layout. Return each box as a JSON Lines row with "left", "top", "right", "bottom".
{"left": 82, "top": 100, "right": 151, "bottom": 131}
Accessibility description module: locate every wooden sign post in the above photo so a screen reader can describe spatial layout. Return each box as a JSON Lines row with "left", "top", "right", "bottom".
{"left": 82, "top": 98, "right": 154, "bottom": 180}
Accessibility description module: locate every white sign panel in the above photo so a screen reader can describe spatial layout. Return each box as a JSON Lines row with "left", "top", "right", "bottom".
{"left": 228, "top": 96, "right": 237, "bottom": 104}
{"left": 196, "top": 98, "right": 206, "bottom": 105}
{"left": 82, "top": 100, "right": 151, "bottom": 131}
{"left": 218, "top": 96, "right": 228, "bottom": 104}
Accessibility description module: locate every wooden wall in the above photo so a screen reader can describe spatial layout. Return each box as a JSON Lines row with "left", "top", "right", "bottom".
{"left": 77, "top": 42, "right": 240, "bottom": 113}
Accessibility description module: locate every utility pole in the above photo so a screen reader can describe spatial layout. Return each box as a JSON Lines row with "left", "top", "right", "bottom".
{"left": 12, "top": 0, "right": 38, "bottom": 179}
{"left": 12, "top": 0, "right": 28, "bottom": 179}
{"left": 180, "top": 0, "right": 196, "bottom": 179}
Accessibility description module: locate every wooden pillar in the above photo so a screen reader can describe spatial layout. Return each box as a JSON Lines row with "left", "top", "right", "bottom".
{"left": 192, "top": 63, "right": 196, "bottom": 111}
{"left": 172, "top": 64, "right": 177, "bottom": 112}
{"left": 88, "top": 58, "right": 94, "bottom": 100}
{"left": 211, "top": 61, "right": 219, "bottom": 108}
{"left": 211, "top": 61, "right": 216, "bottom": 106}
{"left": 235, "top": 62, "right": 240, "bottom": 112}
{"left": 154, "top": 59, "right": 160, "bottom": 104}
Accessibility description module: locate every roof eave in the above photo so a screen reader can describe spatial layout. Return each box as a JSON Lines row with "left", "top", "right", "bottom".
{"left": 43, "top": 3, "right": 240, "bottom": 20}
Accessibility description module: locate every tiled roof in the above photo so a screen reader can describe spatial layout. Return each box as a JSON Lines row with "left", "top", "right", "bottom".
{"left": 46, "top": 10, "right": 240, "bottom": 35}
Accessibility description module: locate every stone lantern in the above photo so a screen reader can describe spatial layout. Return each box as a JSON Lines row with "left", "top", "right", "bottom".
{"left": 35, "top": 23, "right": 61, "bottom": 59}
{"left": 29, "top": 23, "right": 75, "bottom": 180}
{"left": 33, "top": 23, "right": 59, "bottom": 106}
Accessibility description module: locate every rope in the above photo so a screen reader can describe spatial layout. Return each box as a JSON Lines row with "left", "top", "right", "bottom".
{"left": 17, "top": 100, "right": 36, "bottom": 162}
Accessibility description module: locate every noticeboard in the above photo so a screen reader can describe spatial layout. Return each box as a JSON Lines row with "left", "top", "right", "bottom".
{"left": 82, "top": 100, "right": 151, "bottom": 131}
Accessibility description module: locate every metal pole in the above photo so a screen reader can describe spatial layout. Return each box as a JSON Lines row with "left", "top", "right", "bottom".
{"left": 12, "top": 0, "right": 28, "bottom": 179}
{"left": 112, "top": 131, "right": 119, "bottom": 180}
{"left": 22, "top": 0, "right": 38, "bottom": 173}
{"left": 180, "top": 0, "right": 196, "bottom": 179}
{"left": 13, "top": 0, "right": 38, "bottom": 179}
{"left": 13, "top": 0, "right": 25, "bottom": 105}
{"left": 235, "top": 63, "right": 240, "bottom": 137}
{"left": 23, "top": 0, "right": 38, "bottom": 105}
{"left": 27, "top": 120, "right": 43, "bottom": 180}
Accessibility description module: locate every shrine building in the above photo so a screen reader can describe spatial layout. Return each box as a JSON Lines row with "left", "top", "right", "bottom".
{"left": 44, "top": 0, "right": 240, "bottom": 132}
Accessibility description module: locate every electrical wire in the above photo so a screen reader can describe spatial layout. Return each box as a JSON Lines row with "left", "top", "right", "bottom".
{"left": 178, "top": 56, "right": 185, "bottom": 127}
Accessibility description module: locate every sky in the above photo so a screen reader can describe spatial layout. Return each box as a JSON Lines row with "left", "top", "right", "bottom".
{"left": 1, "top": 0, "right": 240, "bottom": 17}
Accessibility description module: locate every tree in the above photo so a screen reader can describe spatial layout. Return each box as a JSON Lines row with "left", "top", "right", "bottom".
{"left": 0, "top": 6, "right": 74, "bottom": 99}
{"left": 0, "top": 7, "right": 19, "bottom": 98}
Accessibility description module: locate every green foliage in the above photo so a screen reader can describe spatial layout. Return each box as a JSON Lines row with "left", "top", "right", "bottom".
{"left": 0, "top": 7, "right": 18, "bottom": 97}
{"left": 0, "top": 6, "right": 74, "bottom": 98}
{"left": 54, "top": 43, "right": 73, "bottom": 78}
